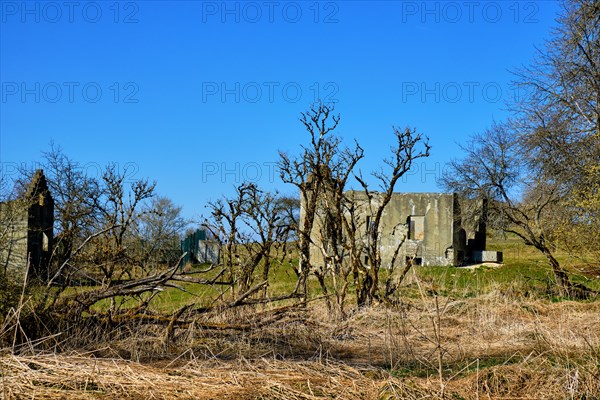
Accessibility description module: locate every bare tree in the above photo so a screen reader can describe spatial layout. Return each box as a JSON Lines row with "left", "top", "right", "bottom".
{"left": 278, "top": 102, "right": 361, "bottom": 302}
{"left": 354, "top": 127, "right": 430, "bottom": 306}
{"left": 274, "top": 195, "right": 300, "bottom": 267}
{"left": 40, "top": 144, "right": 100, "bottom": 272}
{"left": 134, "top": 196, "right": 188, "bottom": 272}
{"left": 206, "top": 183, "right": 299, "bottom": 295}
{"left": 440, "top": 1, "right": 599, "bottom": 298}
{"left": 279, "top": 103, "right": 430, "bottom": 313}
{"left": 242, "top": 185, "right": 289, "bottom": 296}
{"left": 441, "top": 122, "right": 593, "bottom": 297}
{"left": 89, "top": 163, "right": 156, "bottom": 285}
{"left": 205, "top": 183, "right": 251, "bottom": 297}
{"left": 311, "top": 136, "right": 363, "bottom": 317}
{"left": 511, "top": 0, "right": 600, "bottom": 264}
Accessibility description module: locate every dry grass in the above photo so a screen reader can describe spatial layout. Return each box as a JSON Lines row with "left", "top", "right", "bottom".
{"left": 2, "top": 288, "right": 599, "bottom": 399}
{"left": 1, "top": 354, "right": 395, "bottom": 400}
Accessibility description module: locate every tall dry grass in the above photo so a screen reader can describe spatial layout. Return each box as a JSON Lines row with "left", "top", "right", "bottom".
{"left": 1, "top": 283, "right": 599, "bottom": 399}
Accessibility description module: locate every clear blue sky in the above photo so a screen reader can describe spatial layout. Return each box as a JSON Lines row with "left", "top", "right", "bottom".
{"left": 1, "top": 1, "right": 561, "bottom": 221}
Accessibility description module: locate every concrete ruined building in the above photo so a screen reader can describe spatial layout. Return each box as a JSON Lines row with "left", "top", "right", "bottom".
{"left": 304, "top": 190, "right": 502, "bottom": 269}
{"left": 0, "top": 170, "right": 54, "bottom": 282}
{"left": 180, "top": 229, "right": 220, "bottom": 267}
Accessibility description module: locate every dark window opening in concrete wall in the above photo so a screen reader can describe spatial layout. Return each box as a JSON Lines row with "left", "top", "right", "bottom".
{"left": 408, "top": 215, "right": 425, "bottom": 240}
{"left": 456, "top": 250, "right": 464, "bottom": 263}
{"left": 365, "top": 216, "right": 374, "bottom": 236}
{"left": 407, "top": 256, "right": 422, "bottom": 266}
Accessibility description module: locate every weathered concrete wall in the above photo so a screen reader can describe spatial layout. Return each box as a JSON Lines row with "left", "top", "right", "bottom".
{"left": 347, "top": 191, "right": 456, "bottom": 267}
{"left": 0, "top": 170, "right": 54, "bottom": 282}
{"left": 302, "top": 188, "right": 497, "bottom": 270}
{"left": 197, "top": 241, "right": 220, "bottom": 264}
{"left": 471, "top": 250, "right": 503, "bottom": 263}
{"left": 0, "top": 200, "right": 29, "bottom": 282}
{"left": 304, "top": 191, "right": 458, "bottom": 269}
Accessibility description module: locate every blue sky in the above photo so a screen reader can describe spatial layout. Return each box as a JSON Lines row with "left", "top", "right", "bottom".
{"left": 1, "top": 1, "right": 561, "bottom": 221}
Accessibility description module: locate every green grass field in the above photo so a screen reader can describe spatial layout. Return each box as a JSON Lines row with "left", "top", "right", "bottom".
{"left": 75, "top": 233, "right": 600, "bottom": 315}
